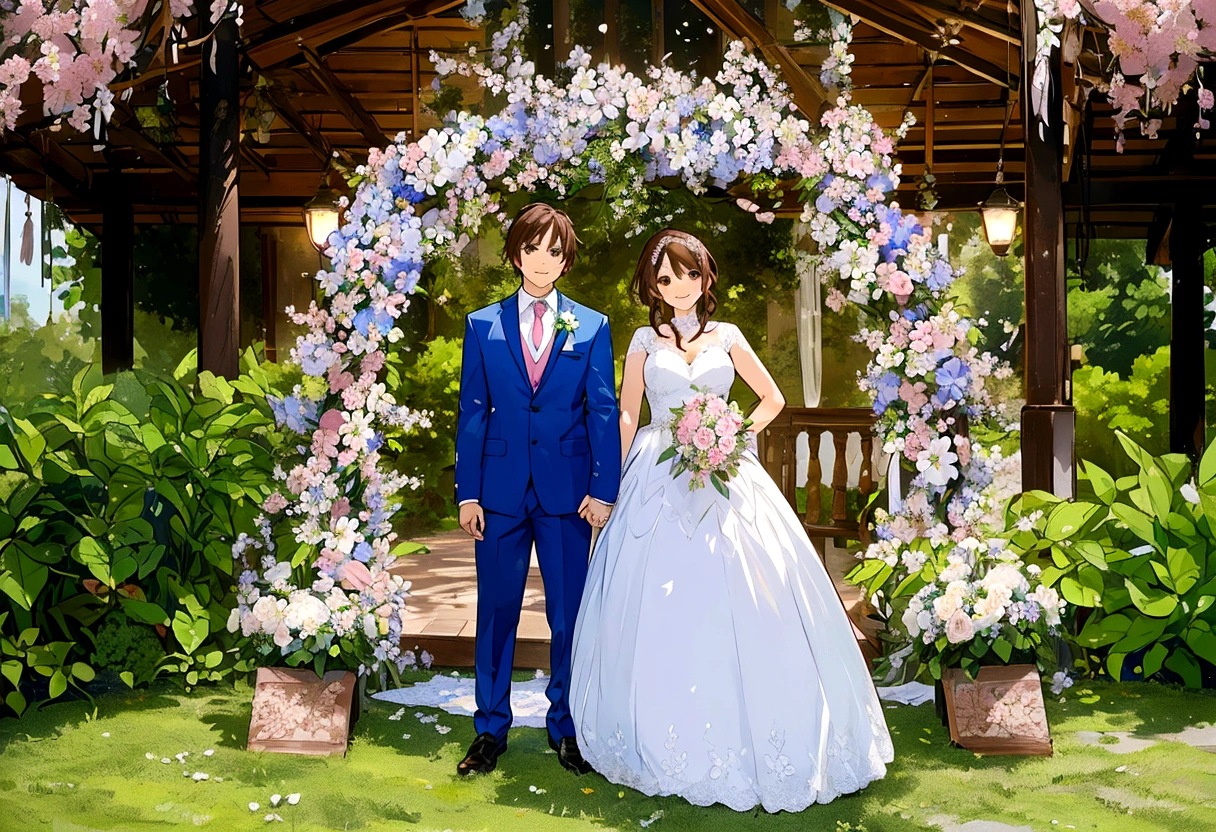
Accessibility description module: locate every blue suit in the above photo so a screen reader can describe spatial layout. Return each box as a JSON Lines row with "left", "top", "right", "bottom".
{"left": 456, "top": 290, "right": 621, "bottom": 744}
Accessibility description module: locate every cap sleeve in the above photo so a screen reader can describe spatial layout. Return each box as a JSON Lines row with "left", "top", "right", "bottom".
{"left": 627, "top": 326, "right": 655, "bottom": 356}
{"left": 718, "top": 322, "right": 750, "bottom": 353}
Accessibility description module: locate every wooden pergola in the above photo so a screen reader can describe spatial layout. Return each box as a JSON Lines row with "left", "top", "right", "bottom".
{"left": 0, "top": 0, "right": 1208, "bottom": 496}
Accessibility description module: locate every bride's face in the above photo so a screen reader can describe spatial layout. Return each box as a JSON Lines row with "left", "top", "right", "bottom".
{"left": 654, "top": 253, "right": 703, "bottom": 314}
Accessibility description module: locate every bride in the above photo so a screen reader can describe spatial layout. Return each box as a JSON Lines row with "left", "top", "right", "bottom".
{"left": 569, "top": 229, "right": 894, "bottom": 813}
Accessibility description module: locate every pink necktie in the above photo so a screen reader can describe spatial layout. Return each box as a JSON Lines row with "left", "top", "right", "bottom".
{"left": 531, "top": 300, "right": 547, "bottom": 350}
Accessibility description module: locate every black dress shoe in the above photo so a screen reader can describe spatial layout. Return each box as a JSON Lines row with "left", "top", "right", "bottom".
{"left": 457, "top": 732, "right": 506, "bottom": 777}
{"left": 548, "top": 735, "right": 593, "bottom": 775}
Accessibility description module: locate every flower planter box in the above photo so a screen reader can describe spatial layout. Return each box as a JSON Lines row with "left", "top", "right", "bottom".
{"left": 246, "top": 668, "right": 358, "bottom": 756}
{"left": 939, "top": 664, "right": 1053, "bottom": 756}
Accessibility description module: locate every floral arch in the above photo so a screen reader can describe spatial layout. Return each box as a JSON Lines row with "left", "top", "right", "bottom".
{"left": 219, "top": 4, "right": 1026, "bottom": 682}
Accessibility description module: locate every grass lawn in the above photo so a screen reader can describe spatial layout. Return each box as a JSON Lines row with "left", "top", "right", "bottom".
{"left": 1, "top": 671, "right": 1215, "bottom": 832}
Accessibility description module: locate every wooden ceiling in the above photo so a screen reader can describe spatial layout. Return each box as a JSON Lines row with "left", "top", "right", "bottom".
{"left": 1, "top": 0, "right": 1211, "bottom": 240}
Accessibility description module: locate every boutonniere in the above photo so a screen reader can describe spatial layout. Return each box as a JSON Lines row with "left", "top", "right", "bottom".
{"left": 554, "top": 310, "right": 580, "bottom": 334}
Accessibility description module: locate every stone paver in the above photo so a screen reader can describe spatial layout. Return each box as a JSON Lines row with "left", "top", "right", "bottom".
{"left": 1157, "top": 723, "right": 1216, "bottom": 753}
{"left": 927, "top": 815, "right": 1034, "bottom": 832}
{"left": 1074, "top": 731, "right": 1158, "bottom": 754}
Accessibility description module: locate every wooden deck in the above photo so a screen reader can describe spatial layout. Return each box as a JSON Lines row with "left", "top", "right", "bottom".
{"left": 388, "top": 530, "right": 881, "bottom": 669}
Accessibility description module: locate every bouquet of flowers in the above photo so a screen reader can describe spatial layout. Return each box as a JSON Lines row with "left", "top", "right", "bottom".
{"left": 658, "top": 388, "right": 753, "bottom": 498}
{"left": 898, "top": 547, "right": 1066, "bottom": 680}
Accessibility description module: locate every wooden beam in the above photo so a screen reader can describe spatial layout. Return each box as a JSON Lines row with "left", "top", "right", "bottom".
{"left": 690, "top": 0, "right": 827, "bottom": 116}
{"left": 107, "top": 107, "right": 196, "bottom": 183}
{"left": 821, "top": 0, "right": 1016, "bottom": 88}
{"left": 652, "top": 0, "right": 666, "bottom": 67}
{"left": 298, "top": 43, "right": 387, "bottom": 149}
{"left": 245, "top": 0, "right": 465, "bottom": 70}
{"left": 261, "top": 79, "right": 333, "bottom": 164}
{"left": 901, "top": 0, "right": 1020, "bottom": 45}
{"left": 199, "top": 16, "right": 242, "bottom": 380}
{"left": 101, "top": 164, "right": 134, "bottom": 374}
{"left": 274, "top": 0, "right": 467, "bottom": 70}
{"left": 554, "top": 0, "right": 572, "bottom": 64}
{"left": 1018, "top": 0, "right": 1073, "bottom": 497}
{"left": 603, "top": 0, "right": 620, "bottom": 66}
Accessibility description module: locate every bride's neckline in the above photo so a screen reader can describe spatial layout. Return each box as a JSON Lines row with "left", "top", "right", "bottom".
{"left": 658, "top": 312, "right": 721, "bottom": 366}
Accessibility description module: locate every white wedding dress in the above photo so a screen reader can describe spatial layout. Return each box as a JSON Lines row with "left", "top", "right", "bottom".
{"left": 570, "top": 316, "right": 894, "bottom": 813}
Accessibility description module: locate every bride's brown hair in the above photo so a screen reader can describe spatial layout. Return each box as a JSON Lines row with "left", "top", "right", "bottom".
{"left": 630, "top": 229, "right": 719, "bottom": 350}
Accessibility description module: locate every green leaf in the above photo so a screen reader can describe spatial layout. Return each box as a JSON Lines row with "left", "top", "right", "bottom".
{"left": 1106, "top": 651, "right": 1128, "bottom": 681}
{"left": 1077, "top": 613, "right": 1131, "bottom": 648}
{"left": 119, "top": 671, "right": 135, "bottom": 688}
{"left": 1124, "top": 578, "right": 1178, "bottom": 618}
{"left": 1111, "top": 504, "right": 1159, "bottom": 549}
{"left": 1080, "top": 460, "right": 1118, "bottom": 504}
{"left": 992, "top": 638, "right": 1013, "bottom": 664}
{"left": 1059, "top": 568, "right": 1102, "bottom": 607}
{"left": 1164, "top": 649, "right": 1202, "bottom": 688}
{"left": 1185, "top": 629, "right": 1216, "bottom": 666}
{"left": 204, "top": 651, "right": 223, "bottom": 669}
{"left": 5, "top": 690, "right": 26, "bottom": 714}
{"left": 1199, "top": 433, "right": 1216, "bottom": 486}
{"left": 1142, "top": 643, "right": 1169, "bottom": 678}
{"left": 48, "top": 670, "right": 67, "bottom": 699}
{"left": 119, "top": 597, "right": 169, "bottom": 626}
{"left": 1111, "top": 615, "right": 1167, "bottom": 654}
{"left": 1139, "top": 465, "right": 1174, "bottom": 521}
{"left": 172, "top": 611, "right": 209, "bottom": 655}
{"left": 656, "top": 447, "right": 677, "bottom": 464}
{"left": 710, "top": 474, "right": 730, "bottom": 499}
{"left": 1044, "top": 501, "right": 1101, "bottom": 542}
{"left": 1167, "top": 547, "right": 1201, "bottom": 595}
{"left": 71, "top": 662, "right": 95, "bottom": 682}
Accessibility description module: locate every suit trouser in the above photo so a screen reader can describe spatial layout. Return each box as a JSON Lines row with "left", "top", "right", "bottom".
{"left": 473, "top": 483, "right": 592, "bottom": 744}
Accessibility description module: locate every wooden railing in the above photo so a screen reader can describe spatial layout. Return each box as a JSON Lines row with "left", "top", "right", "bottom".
{"left": 759, "top": 407, "right": 880, "bottom": 547}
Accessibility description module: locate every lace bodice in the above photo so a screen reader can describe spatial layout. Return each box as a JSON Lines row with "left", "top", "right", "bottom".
{"left": 627, "top": 319, "right": 749, "bottom": 426}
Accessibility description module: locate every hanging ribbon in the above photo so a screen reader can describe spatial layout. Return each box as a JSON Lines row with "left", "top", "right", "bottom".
{"left": 19, "top": 193, "right": 33, "bottom": 266}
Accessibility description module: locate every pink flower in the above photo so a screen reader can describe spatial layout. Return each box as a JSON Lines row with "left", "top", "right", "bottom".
{"left": 707, "top": 447, "right": 727, "bottom": 467}
{"left": 337, "top": 449, "right": 359, "bottom": 467}
{"left": 678, "top": 411, "right": 701, "bottom": 433}
{"left": 676, "top": 426, "right": 694, "bottom": 446}
{"left": 955, "top": 436, "right": 972, "bottom": 466}
{"left": 1201, "top": 88, "right": 1215, "bottom": 111}
{"left": 331, "top": 498, "right": 351, "bottom": 519}
{"left": 886, "top": 270, "right": 913, "bottom": 297}
{"left": 715, "top": 414, "right": 741, "bottom": 437}
{"left": 946, "top": 609, "right": 975, "bottom": 644}
{"left": 328, "top": 364, "right": 354, "bottom": 392}
{"left": 705, "top": 396, "right": 728, "bottom": 417}
{"left": 319, "top": 409, "right": 346, "bottom": 431}
{"left": 262, "top": 493, "right": 288, "bottom": 514}
{"left": 337, "top": 560, "right": 373, "bottom": 591}
{"left": 898, "top": 380, "right": 928, "bottom": 411}
{"left": 692, "top": 427, "right": 716, "bottom": 451}
{"left": 717, "top": 433, "right": 737, "bottom": 455}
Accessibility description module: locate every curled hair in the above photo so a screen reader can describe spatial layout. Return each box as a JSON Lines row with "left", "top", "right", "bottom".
{"left": 630, "top": 229, "right": 719, "bottom": 350}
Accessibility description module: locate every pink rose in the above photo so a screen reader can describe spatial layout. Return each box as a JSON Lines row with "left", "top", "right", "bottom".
{"left": 676, "top": 426, "right": 694, "bottom": 446}
{"left": 886, "top": 270, "right": 913, "bottom": 297}
{"left": 692, "top": 427, "right": 716, "bottom": 451}
{"left": 678, "top": 411, "right": 701, "bottom": 433}
{"left": 717, "top": 433, "right": 737, "bottom": 455}
{"left": 707, "top": 447, "right": 727, "bottom": 467}
{"left": 705, "top": 396, "right": 728, "bottom": 417}
{"left": 337, "top": 559, "right": 373, "bottom": 591}
{"left": 716, "top": 415, "right": 741, "bottom": 437}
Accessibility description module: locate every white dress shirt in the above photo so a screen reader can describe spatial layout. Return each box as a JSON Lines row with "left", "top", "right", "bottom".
{"left": 519, "top": 287, "right": 558, "bottom": 361}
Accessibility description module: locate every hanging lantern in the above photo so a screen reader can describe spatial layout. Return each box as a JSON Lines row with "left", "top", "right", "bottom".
{"left": 979, "top": 185, "right": 1022, "bottom": 257}
{"left": 302, "top": 179, "right": 342, "bottom": 254}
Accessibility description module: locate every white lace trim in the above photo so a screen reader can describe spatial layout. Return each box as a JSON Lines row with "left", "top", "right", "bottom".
{"left": 582, "top": 706, "right": 892, "bottom": 813}
{"left": 626, "top": 321, "right": 747, "bottom": 356}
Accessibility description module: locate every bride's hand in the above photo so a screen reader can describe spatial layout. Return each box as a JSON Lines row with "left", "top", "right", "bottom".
{"left": 578, "top": 495, "right": 613, "bottom": 529}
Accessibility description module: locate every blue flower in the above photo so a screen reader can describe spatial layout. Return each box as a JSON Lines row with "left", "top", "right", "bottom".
{"left": 927, "top": 259, "right": 954, "bottom": 291}
{"left": 933, "top": 357, "right": 970, "bottom": 406}
{"left": 872, "top": 371, "right": 902, "bottom": 414}
{"left": 353, "top": 307, "right": 393, "bottom": 337}
{"left": 352, "top": 542, "right": 374, "bottom": 563}
{"left": 815, "top": 193, "right": 838, "bottom": 214}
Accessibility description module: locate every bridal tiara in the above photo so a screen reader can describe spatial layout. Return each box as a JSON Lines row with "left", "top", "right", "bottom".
{"left": 650, "top": 234, "right": 703, "bottom": 266}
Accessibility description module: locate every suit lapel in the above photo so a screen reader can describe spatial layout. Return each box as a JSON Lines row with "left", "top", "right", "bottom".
{"left": 533, "top": 292, "right": 571, "bottom": 397}
{"left": 499, "top": 293, "right": 530, "bottom": 387}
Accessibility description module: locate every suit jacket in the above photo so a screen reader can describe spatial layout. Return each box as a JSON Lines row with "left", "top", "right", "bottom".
{"left": 455, "top": 290, "right": 622, "bottom": 517}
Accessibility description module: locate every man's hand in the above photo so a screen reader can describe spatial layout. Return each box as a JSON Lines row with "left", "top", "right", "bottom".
{"left": 460, "top": 502, "right": 486, "bottom": 541}
{"left": 578, "top": 495, "right": 612, "bottom": 529}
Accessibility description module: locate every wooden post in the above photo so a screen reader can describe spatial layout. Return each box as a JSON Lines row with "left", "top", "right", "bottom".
{"left": 553, "top": 0, "right": 571, "bottom": 65}
{"left": 651, "top": 0, "right": 665, "bottom": 66}
{"left": 603, "top": 0, "right": 619, "bottom": 66}
{"left": 199, "top": 15, "right": 241, "bottom": 379}
{"left": 260, "top": 230, "right": 279, "bottom": 363}
{"left": 101, "top": 164, "right": 134, "bottom": 374}
{"left": 1170, "top": 196, "right": 1206, "bottom": 461}
{"left": 411, "top": 26, "right": 420, "bottom": 140}
{"left": 1019, "top": 6, "right": 1074, "bottom": 496}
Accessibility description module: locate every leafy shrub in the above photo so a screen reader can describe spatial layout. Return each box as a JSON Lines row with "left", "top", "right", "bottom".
{"left": 0, "top": 348, "right": 285, "bottom": 714}
{"left": 89, "top": 609, "right": 165, "bottom": 686}
{"left": 1005, "top": 431, "right": 1216, "bottom": 687}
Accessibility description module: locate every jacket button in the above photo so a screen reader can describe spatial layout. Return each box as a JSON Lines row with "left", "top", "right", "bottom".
{"left": 530, "top": 405, "right": 539, "bottom": 412}
{"left": 532, "top": 439, "right": 538, "bottom": 445}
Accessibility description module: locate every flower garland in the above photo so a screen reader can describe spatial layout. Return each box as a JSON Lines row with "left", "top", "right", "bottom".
{"left": 232, "top": 1, "right": 1023, "bottom": 680}
{"left": 0, "top": 1, "right": 239, "bottom": 135}
{"left": 1035, "top": 0, "right": 1216, "bottom": 147}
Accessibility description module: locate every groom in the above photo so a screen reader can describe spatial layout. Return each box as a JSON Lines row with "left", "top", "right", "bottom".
{"left": 455, "top": 202, "right": 621, "bottom": 777}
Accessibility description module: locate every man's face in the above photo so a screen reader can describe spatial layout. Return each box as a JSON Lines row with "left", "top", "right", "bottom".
{"left": 515, "top": 226, "right": 566, "bottom": 292}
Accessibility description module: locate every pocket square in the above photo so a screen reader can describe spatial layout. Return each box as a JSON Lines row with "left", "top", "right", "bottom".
{"left": 562, "top": 339, "right": 575, "bottom": 352}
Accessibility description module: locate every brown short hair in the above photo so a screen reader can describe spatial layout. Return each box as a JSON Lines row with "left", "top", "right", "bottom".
{"left": 504, "top": 203, "right": 579, "bottom": 275}
{"left": 630, "top": 229, "right": 719, "bottom": 349}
